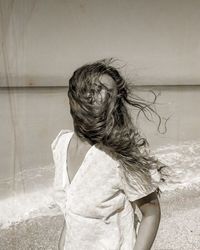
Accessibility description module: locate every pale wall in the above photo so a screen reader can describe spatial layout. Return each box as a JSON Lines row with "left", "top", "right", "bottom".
{"left": 1, "top": 0, "right": 200, "bottom": 86}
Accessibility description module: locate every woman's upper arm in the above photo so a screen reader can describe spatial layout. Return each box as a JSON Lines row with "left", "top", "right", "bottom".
{"left": 133, "top": 190, "right": 161, "bottom": 216}
{"left": 51, "top": 130, "right": 68, "bottom": 214}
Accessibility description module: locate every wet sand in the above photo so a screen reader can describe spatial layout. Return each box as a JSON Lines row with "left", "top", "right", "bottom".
{"left": 1, "top": 186, "right": 200, "bottom": 250}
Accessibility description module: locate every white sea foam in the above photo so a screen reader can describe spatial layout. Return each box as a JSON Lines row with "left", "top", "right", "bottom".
{"left": 0, "top": 141, "right": 200, "bottom": 229}
{"left": 153, "top": 141, "right": 200, "bottom": 191}
{"left": 0, "top": 187, "right": 60, "bottom": 229}
{"left": 0, "top": 165, "right": 60, "bottom": 229}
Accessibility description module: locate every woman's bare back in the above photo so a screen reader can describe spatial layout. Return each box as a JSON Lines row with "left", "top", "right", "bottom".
{"left": 67, "top": 133, "right": 92, "bottom": 184}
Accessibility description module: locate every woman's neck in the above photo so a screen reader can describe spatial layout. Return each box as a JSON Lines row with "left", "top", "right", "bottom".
{"left": 72, "top": 132, "right": 92, "bottom": 149}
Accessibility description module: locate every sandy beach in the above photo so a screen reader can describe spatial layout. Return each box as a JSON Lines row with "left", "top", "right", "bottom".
{"left": 1, "top": 186, "right": 200, "bottom": 250}
{"left": 152, "top": 185, "right": 200, "bottom": 250}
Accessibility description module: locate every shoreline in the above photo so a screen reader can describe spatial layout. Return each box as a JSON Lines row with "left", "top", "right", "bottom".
{"left": 1, "top": 186, "right": 200, "bottom": 250}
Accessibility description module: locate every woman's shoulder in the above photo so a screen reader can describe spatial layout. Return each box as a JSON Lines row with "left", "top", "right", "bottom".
{"left": 94, "top": 145, "right": 120, "bottom": 169}
{"left": 51, "top": 129, "right": 73, "bottom": 151}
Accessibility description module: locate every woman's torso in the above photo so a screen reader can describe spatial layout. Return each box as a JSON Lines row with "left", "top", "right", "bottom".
{"left": 52, "top": 129, "right": 138, "bottom": 250}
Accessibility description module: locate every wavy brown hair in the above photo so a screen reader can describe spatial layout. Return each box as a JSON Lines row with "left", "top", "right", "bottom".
{"left": 68, "top": 59, "right": 168, "bottom": 193}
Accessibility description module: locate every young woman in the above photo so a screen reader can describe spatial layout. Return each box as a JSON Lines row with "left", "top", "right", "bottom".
{"left": 51, "top": 59, "right": 167, "bottom": 250}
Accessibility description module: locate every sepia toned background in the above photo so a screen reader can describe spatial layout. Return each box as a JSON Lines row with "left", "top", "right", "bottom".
{"left": 1, "top": 0, "right": 200, "bottom": 179}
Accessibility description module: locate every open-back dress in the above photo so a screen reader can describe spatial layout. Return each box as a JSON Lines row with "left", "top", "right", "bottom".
{"left": 51, "top": 129, "right": 160, "bottom": 250}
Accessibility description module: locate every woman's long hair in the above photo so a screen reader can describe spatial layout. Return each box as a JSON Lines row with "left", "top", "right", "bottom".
{"left": 68, "top": 58, "right": 168, "bottom": 194}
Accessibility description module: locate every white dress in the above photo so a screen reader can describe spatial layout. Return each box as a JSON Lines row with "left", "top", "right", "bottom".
{"left": 51, "top": 129, "right": 160, "bottom": 250}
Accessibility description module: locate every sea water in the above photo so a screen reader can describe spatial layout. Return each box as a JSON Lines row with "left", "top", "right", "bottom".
{"left": 0, "top": 141, "right": 200, "bottom": 229}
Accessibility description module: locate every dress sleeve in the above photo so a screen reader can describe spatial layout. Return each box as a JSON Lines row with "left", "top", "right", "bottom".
{"left": 51, "top": 129, "right": 71, "bottom": 214}
{"left": 117, "top": 165, "right": 161, "bottom": 202}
